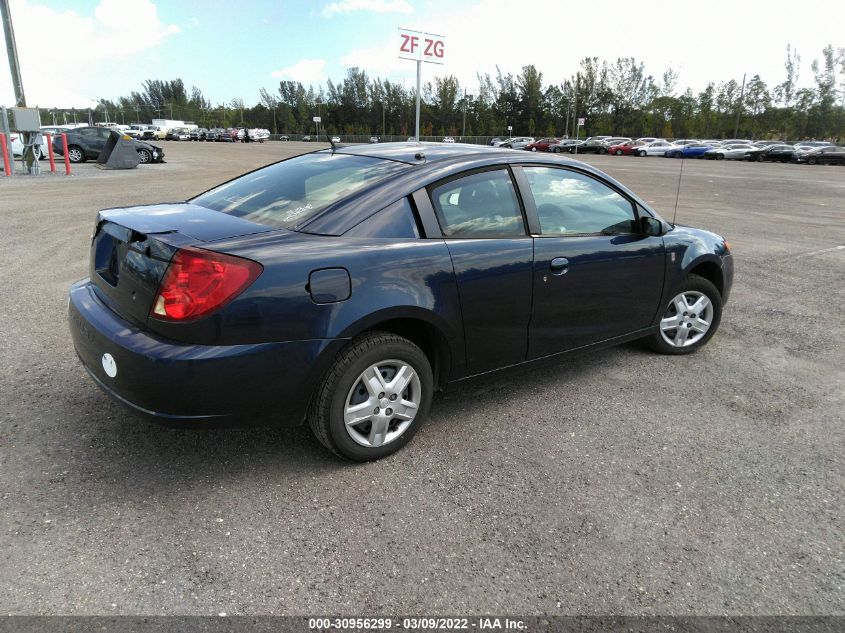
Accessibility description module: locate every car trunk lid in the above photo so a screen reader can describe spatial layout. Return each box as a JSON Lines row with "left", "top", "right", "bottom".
{"left": 89, "top": 203, "right": 275, "bottom": 327}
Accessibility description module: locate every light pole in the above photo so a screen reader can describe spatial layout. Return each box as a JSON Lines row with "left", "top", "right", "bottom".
{"left": 1, "top": 0, "right": 26, "bottom": 107}
{"left": 461, "top": 88, "right": 466, "bottom": 138}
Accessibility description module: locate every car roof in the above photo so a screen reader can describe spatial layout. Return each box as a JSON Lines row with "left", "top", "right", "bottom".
{"left": 330, "top": 141, "right": 517, "bottom": 165}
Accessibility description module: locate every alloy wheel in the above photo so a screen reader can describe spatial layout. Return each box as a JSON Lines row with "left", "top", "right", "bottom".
{"left": 659, "top": 291, "right": 714, "bottom": 348}
{"left": 343, "top": 360, "right": 421, "bottom": 448}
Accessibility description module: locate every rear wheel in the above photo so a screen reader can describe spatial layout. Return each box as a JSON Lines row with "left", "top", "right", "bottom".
{"left": 307, "top": 332, "right": 433, "bottom": 461}
{"left": 756, "top": 154, "right": 765, "bottom": 162}
{"left": 648, "top": 275, "right": 722, "bottom": 355}
{"left": 715, "top": 153, "right": 724, "bottom": 160}
{"left": 67, "top": 145, "right": 85, "bottom": 163}
{"left": 637, "top": 150, "right": 647, "bottom": 157}
{"left": 615, "top": 149, "right": 623, "bottom": 155}
{"left": 598, "top": 147, "right": 607, "bottom": 154}
{"left": 807, "top": 157, "right": 817, "bottom": 165}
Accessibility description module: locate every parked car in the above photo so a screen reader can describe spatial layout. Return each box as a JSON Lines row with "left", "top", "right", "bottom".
{"left": 634, "top": 137, "right": 658, "bottom": 144}
{"left": 216, "top": 129, "right": 235, "bottom": 142}
{"left": 205, "top": 128, "right": 222, "bottom": 141}
{"left": 548, "top": 139, "right": 584, "bottom": 153}
{"left": 302, "top": 135, "right": 313, "bottom": 142}
{"left": 497, "top": 136, "right": 534, "bottom": 149}
{"left": 252, "top": 129, "right": 270, "bottom": 142}
{"left": 635, "top": 140, "right": 675, "bottom": 156}
{"left": 143, "top": 126, "right": 167, "bottom": 141}
{"left": 189, "top": 128, "right": 208, "bottom": 141}
{"left": 51, "top": 127, "right": 164, "bottom": 164}
{"left": 9, "top": 132, "right": 49, "bottom": 159}
{"left": 704, "top": 143, "right": 755, "bottom": 160}
{"left": 665, "top": 143, "right": 713, "bottom": 158}
{"left": 123, "top": 124, "right": 148, "bottom": 139}
{"left": 68, "top": 142, "right": 732, "bottom": 461}
{"left": 442, "top": 136, "right": 455, "bottom": 143}
{"left": 489, "top": 137, "right": 502, "bottom": 146}
{"left": 524, "top": 138, "right": 561, "bottom": 152}
{"left": 165, "top": 128, "right": 191, "bottom": 141}
{"left": 331, "top": 136, "right": 342, "bottom": 143}
{"left": 792, "top": 146, "right": 844, "bottom": 165}
{"left": 569, "top": 139, "right": 613, "bottom": 154}
{"left": 671, "top": 139, "right": 699, "bottom": 146}
{"left": 369, "top": 136, "right": 379, "bottom": 143}
{"left": 603, "top": 137, "right": 632, "bottom": 146}
{"left": 746, "top": 144, "right": 797, "bottom": 162}
{"left": 607, "top": 140, "right": 644, "bottom": 156}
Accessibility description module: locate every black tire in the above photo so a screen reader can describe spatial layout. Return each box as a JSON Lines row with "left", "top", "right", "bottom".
{"left": 137, "top": 148, "right": 152, "bottom": 164}
{"left": 807, "top": 157, "right": 817, "bottom": 165}
{"left": 598, "top": 147, "right": 607, "bottom": 154}
{"left": 307, "top": 332, "right": 434, "bottom": 461}
{"left": 647, "top": 274, "right": 723, "bottom": 355}
{"left": 67, "top": 145, "right": 86, "bottom": 163}
{"left": 715, "top": 153, "right": 724, "bottom": 160}
{"left": 637, "top": 150, "right": 647, "bottom": 157}
{"left": 568, "top": 147, "right": 575, "bottom": 153}
{"left": 615, "top": 149, "right": 623, "bottom": 155}
{"left": 756, "top": 154, "right": 765, "bottom": 162}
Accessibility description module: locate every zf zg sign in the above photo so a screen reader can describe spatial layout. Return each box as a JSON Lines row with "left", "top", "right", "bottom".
{"left": 398, "top": 28, "right": 445, "bottom": 64}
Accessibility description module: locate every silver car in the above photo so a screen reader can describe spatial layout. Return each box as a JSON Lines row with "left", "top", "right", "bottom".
{"left": 704, "top": 143, "right": 756, "bottom": 160}
{"left": 497, "top": 136, "right": 534, "bottom": 149}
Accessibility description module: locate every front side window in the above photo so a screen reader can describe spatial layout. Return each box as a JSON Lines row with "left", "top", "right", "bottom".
{"left": 429, "top": 169, "right": 525, "bottom": 238}
{"left": 522, "top": 166, "right": 637, "bottom": 236}
{"left": 192, "top": 153, "right": 409, "bottom": 229}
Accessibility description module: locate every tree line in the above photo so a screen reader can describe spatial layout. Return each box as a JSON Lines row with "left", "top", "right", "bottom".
{"left": 53, "top": 45, "right": 845, "bottom": 141}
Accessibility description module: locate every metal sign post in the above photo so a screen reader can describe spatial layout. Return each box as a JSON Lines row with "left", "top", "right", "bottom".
{"left": 574, "top": 117, "right": 585, "bottom": 154}
{"left": 398, "top": 27, "right": 446, "bottom": 142}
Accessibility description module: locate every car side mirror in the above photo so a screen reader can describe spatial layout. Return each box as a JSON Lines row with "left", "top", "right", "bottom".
{"left": 640, "top": 216, "right": 663, "bottom": 237}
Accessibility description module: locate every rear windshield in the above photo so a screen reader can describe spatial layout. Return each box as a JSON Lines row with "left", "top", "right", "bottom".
{"left": 192, "top": 152, "right": 408, "bottom": 229}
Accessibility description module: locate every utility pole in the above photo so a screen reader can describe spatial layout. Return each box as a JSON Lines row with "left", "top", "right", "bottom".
{"left": 461, "top": 88, "right": 466, "bottom": 138}
{"left": 382, "top": 101, "right": 385, "bottom": 138}
{"left": 733, "top": 73, "right": 746, "bottom": 138}
{"left": 1, "top": 0, "right": 25, "bottom": 106}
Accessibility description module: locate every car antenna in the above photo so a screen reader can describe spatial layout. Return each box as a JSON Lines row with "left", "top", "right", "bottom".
{"left": 672, "top": 153, "right": 684, "bottom": 227}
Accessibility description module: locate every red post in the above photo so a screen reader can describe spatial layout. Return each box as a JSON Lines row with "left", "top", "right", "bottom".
{"left": 46, "top": 134, "right": 56, "bottom": 172}
{"left": 0, "top": 133, "right": 10, "bottom": 177}
{"left": 61, "top": 133, "right": 71, "bottom": 175}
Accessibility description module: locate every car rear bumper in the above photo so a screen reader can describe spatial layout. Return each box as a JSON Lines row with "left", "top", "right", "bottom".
{"left": 68, "top": 279, "right": 342, "bottom": 426}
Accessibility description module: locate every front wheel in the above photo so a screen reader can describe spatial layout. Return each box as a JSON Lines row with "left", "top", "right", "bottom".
{"left": 648, "top": 275, "right": 723, "bottom": 355}
{"left": 307, "top": 332, "right": 433, "bottom": 461}
{"left": 637, "top": 150, "right": 647, "bottom": 157}
{"left": 67, "top": 145, "right": 85, "bottom": 163}
{"left": 137, "top": 148, "right": 152, "bottom": 164}
{"left": 615, "top": 149, "right": 623, "bottom": 155}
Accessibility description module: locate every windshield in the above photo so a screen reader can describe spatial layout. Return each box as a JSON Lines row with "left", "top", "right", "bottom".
{"left": 192, "top": 152, "right": 409, "bottom": 229}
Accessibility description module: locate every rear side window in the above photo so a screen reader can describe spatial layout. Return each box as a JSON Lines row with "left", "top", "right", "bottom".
{"left": 345, "top": 198, "right": 420, "bottom": 238}
{"left": 429, "top": 169, "right": 525, "bottom": 238}
{"left": 192, "top": 153, "right": 409, "bottom": 229}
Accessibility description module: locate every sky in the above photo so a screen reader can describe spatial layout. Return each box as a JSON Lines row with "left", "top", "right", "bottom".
{"left": 1, "top": 0, "right": 844, "bottom": 110}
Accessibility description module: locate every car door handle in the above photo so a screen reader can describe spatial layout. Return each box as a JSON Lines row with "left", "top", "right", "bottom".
{"left": 549, "top": 257, "right": 569, "bottom": 275}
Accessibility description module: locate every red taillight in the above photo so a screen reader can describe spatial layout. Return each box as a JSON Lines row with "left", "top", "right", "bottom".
{"left": 151, "top": 248, "right": 262, "bottom": 321}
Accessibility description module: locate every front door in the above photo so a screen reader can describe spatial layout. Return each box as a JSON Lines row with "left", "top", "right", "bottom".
{"left": 516, "top": 165, "right": 665, "bottom": 358}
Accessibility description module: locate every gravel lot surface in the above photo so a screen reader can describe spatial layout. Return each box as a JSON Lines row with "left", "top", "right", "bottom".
{"left": 1, "top": 142, "right": 843, "bottom": 615}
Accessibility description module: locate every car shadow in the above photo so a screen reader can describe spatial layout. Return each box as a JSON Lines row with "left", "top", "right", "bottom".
{"left": 58, "top": 341, "right": 651, "bottom": 497}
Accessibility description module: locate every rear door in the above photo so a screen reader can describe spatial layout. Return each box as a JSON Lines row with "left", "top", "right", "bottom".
{"left": 425, "top": 167, "right": 533, "bottom": 375}
{"left": 514, "top": 165, "right": 665, "bottom": 358}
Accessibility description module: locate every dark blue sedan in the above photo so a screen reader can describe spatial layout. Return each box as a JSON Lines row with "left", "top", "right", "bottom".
{"left": 69, "top": 143, "right": 733, "bottom": 461}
